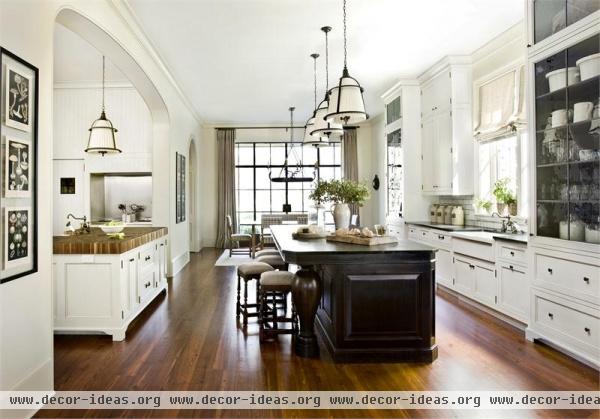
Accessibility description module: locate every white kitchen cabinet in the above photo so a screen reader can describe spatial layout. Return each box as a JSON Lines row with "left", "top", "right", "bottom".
{"left": 454, "top": 257, "right": 476, "bottom": 295}
{"left": 436, "top": 248, "right": 453, "bottom": 288}
{"left": 498, "top": 263, "right": 529, "bottom": 323}
{"left": 419, "top": 56, "right": 473, "bottom": 195}
{"left": 53, "top": 233, "right": 168, "bottom": 341}
{"left": 473, "top": 264, "right": 497, "bottom": 306}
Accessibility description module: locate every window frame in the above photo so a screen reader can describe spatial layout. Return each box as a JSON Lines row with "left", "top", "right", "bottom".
{"left": 234, "top": 141, "right": 342, "bottom": 225}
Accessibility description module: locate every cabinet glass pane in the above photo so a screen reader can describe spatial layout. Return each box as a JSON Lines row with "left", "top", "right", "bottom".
{"left": 566, "top": 0, "right": 599, "bottom": 27}
{"left": 534, "top": 0, "right": 566, "bottom": 44}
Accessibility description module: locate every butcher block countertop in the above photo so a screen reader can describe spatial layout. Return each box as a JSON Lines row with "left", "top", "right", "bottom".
{"left": 53, "top": 227, "right": 168, "bottom": 255}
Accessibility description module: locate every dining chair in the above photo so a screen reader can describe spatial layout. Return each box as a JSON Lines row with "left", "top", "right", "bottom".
{"left": 227, "top": 215, "right": 252, "bottom": 257}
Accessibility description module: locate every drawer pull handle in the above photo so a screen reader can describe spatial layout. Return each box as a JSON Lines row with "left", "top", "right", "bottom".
{"left": 145, "top": 281, "right": 151, "bottom": 288}
{"left": 129, "top": 258, "right": 135, "bottom": 262}
{"left": 469, "top": 264, "right": 475, "bottom": 270}
{"left": 439, "top": 235, "right": 445, "bottom": 240}
{"left": 510, "top": 251, "right": 515, "bottom": 256}
{"left": 145, "top": 256, "right": 151, "bottom": 261}
{"left": 585, "top": 327, "right": 591, "bottom": 334}
{"left": 548, "top": 313, "right": 553, "bottom": 319}
{"left": 547, "top": 268, "right": 553, "bottom": 274}
{"left": 509, "top": 265, "right": 514, "bottom": 270}
{"left": 583, "top": 277, "right": 590, "bottom": 284}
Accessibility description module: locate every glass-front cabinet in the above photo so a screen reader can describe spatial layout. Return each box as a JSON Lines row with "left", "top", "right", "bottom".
{"left": 387, "top": 128, "right": 403, "bottom": 218}
{"left": 533, "top": 0, "right": 599, "bottom": 44}
{"left": 534, "top": 33, "right": 600, "bottom": 243}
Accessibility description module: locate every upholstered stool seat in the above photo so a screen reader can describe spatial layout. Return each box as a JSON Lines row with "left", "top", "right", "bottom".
{"left": 256, "top": 255, "right": 287, "bottom": 271}
{"left": 259, "top": 271, "right": 297, "bottom": 341}
{"left": 254, "top": 249, "right": 280, "bottom": 258}
{"left": 237, "top": 262, "right": 274, "bottom": 326}
{"left": 231, "top": 233, "right": 252, "bottom": 241}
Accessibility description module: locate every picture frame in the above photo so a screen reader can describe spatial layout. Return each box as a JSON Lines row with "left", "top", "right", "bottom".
{"left": 0, "top": 47, "right": 38, "bottom": 284}
{"left": 4, "top": 62, "right": 32, "bottom": 132}
{"left": 176, "top": 152, "right": 186, "bottom": 223}
{"left": 5, "top": 137, "right": 32, "bottom": 198}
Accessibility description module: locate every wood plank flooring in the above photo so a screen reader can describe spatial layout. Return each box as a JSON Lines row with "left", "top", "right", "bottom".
{"left": 37, "top": 248, "right": 599, "bottom": 418}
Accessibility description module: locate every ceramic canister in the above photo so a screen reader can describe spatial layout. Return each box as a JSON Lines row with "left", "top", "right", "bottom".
{"left": 444, "top": 206, "right": 453, "bottom": 224}
{"left": 436, "top": 205, "right": 446, "bottom": 224}
{"left": 429, "top": 204, "right": 438, "bottom": 223}
{"left": 451, "top": 206, "right": 465, "bottom": 226}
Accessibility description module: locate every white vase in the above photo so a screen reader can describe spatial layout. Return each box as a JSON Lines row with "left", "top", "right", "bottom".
{"left": 332, "top": 203, "right": 351, "bottom": 230}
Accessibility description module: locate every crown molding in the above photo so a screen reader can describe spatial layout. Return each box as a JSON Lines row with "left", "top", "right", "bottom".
{"left": 110, "top": 0, "right": 202, "bottom": 123}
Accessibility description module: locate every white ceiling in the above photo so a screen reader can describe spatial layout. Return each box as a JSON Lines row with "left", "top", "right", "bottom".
{"left": 54, "top": 24, "right": 129, "bottom": 84}
{"left": 59, "top": 0, "right": 524, "bottom": 124}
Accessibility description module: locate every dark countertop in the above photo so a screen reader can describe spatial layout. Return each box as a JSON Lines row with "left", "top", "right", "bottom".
{"left": 406, "top": 222, "right": 482, "bottom": 232}
{"left": 491, "top": 233, "right": 529, "bottom": 244}
{"left": 271, "top": 225, "right": 435, "bottom": 265}
{"left": 53, "top": 227, "right": 168, "bottom": 255}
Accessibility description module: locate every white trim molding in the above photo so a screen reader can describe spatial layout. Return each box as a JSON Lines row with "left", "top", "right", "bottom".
{"left": 171, "top": 251, "right": 190, "bottom": 277}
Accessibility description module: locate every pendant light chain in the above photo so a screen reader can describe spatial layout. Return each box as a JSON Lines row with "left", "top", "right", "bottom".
{"left": 102, "top": 56, "right": 106, "bottom": 113}
{"left": 325, "top": 29, "right": 329, "bottom": 92}
{"left": 313, "top": 54, "right": 318, "bottom": 109}
{"left": 343, "top": 0, "right": 347, "bottom": 69}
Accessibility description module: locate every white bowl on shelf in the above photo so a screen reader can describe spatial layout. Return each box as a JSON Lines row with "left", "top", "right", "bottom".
{"left": 546, "top": 67, "right": 580, "bottom": 92}
{"left": 576, "top": 53, "right": 600, "bottom": 81}
{"left": 585, "top": 226, "right": 600, "bottom": 244}
{"left": 100, "top": 225, "right": 125, "bottom": 234}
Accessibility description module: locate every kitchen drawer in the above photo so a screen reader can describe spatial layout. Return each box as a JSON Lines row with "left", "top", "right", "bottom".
{"left": 138, "top": 244, "right": 155, "bottom": 270}
{"left": 497, "top": 243, "right": 527, "bottom": 265}
{"left": 536, "top": 254, "right": 600, "bottom": 304}
{"left": 453, "top": 238, "right": 494, "bottom": 262}
{"left": 408, "top": 226, "right": 419, "bottom": 240}
{"left": 430, "top": 230, "right": 452, "bottom": 250}
{"left": 533, "top": 292, "right": 600, "bottom": 359}
{"left": 414, "top": 228, "right": 430, "bottom": 242}
{"left": 137, "top": 265, "right": 155, "bottom": 304}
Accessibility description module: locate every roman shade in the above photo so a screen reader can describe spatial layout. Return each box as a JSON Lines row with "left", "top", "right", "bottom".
{"left": 474, "top": 65, "right": 526, "bottom": 142}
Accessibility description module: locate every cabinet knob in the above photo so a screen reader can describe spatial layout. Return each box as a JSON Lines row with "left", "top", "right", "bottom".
{"left": 469, "top": 264, "right": 475, "bottom": 270}
{"left": 547, "top": 268, "right": 553, "bottom": 274}
{"left": 145, "top": 256, "right": 151, "bottom": 261}
{"left": 585, "top": 327, "right": 591, "bottom": 334}
{"left": 583, "top": 277, "right": 590, "bottom": 284}
{"left": 510, "top": 251, "right": 515, "bottom": 256}
{"left": 509, "top": 265, "right": 514, "bottom": 270}
{"left": 548, "top": 313, "right": 553, "bottom": 319}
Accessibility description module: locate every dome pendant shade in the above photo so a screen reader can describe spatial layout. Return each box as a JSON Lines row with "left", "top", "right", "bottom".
{"left": 310, "top": 98, "right": 344, "bottom": 139}
{"left": 325, "top": 67, "right": 368, "bottom": 125}
{"left": 303, "top": 114, "right": 330, "bottom": 147}
{"left": 85, "top": 110, "right": 121, "bottom": 156}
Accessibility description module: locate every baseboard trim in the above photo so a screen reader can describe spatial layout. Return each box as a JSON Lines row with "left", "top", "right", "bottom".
{"left": 1, "top": 358, "right": 54, "bottom": 419}
{"left": 171, "top": 251, "right": 190, "bottom": 277}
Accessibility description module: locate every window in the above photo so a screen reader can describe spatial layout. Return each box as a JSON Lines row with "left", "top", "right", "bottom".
{"left": 478, "top": 136, "right": 520, "bottom": 206}
{"left": 235, "top": 142, "right": 342, "bottom": 232}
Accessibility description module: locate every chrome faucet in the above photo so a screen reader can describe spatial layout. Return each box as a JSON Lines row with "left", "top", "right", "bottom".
{"left": 66, "top": 214, "right": 91, "bottom": 234}
{"left": 492, "top": 212, "right": 519, "bottom": 234}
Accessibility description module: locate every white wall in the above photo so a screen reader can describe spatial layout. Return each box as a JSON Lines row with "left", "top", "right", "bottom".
{"left": 0, "top": 0, "right": 201, "bottom": 402}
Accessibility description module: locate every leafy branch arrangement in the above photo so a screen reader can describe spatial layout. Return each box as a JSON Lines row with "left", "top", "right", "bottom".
{"left": 309, "top": 179, "right": 370, "bottom": 206}
{"left": 492, "top": 178, "right": 516, "bottom": 205}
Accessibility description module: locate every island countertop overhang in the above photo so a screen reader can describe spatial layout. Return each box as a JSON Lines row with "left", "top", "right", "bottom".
{"left": 53, "top": 227, "right": 168, "bottom": 255}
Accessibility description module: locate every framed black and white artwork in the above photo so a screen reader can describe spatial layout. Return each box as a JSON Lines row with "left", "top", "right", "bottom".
{"left": 4, "top": 63, "right": 32, "bottom": 132}
{"left": 5, "top": 137, "right": 31, "bottom": 197}
{"left": 1, "top": 47, "right": 38, "bottom": 284}
{"left": 175, "top": 152, "right": 186, "bottom": 223}
{"left": 4, "top": 207, "right": 32, "bottom": 269}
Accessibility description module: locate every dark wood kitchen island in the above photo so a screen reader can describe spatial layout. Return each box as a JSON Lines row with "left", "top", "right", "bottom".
{"left": 271, "top": 225, "right": 438, "bottom": 362}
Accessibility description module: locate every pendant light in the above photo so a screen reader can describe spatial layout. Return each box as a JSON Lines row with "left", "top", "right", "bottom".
{"left": 310, "top": 26, "right": 344, "bottom": 141}
{"left": 85, "top": 56, "right": 121, "bottom": 156}
{"left": 303, "top": 53, "right": 329, "bottom": 148}
{"left": 325, "top": 0, "right": 368, "bottom": 125}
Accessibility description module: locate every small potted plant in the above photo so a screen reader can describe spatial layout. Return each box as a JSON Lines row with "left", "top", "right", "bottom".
{"left": 476, "top": 198, "right": 493, "bottom": 215}
{"left": 492, "top": 178, "right": 517, "bottom": 216}
{"left": 309, "top": 179, "right": 369, "bottom": 229}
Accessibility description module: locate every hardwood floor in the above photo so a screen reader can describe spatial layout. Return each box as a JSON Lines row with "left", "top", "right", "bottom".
{"left": 37, "top": 248, "right": 599, "bottom": 418}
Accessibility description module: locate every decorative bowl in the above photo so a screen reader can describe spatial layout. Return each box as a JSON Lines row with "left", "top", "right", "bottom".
{"left": 100, "top": 225, "right": 124, "bottom": 234}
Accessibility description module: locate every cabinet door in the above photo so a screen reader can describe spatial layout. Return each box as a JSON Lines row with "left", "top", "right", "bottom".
{"left": 473, "top": 265, "right": 496, "bottom": 306}
{"left": 126, "top": 255, "right": 138, "bottom": 312}
{"left": 421, "top": 83, "right": 435, "bottom": 118}
{"left": 454, "top": 258, "right": 475, "bottom": 295}
{"left": 138, "top": 266, "right": 155, "bottom": 305}
{"left": 434, "top": 111, "right": 453, "bottom": 192}
{"left": 431, "top": 69, "right": 451, "bottom": 112}
{"left": 421, "top": 116, "right": 435, "bottom": 192}
{"left": 436, "top": 248, "right": 453, "bottom": 288}
{"left": 498, "top": 264, "right": 529, "bottom": 322}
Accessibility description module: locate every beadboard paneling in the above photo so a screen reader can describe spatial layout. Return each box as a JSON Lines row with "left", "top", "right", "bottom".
{"left": 53, "top": 86, "right": 152, "bottom": 168}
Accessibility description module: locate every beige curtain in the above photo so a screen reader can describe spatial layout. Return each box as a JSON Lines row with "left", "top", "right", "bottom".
{"left": 474, "top": 65, "right": 526, "bottom": 141}
{"left": 342, "top": 128, "right": 360, "bottom": 221}
{"left": 215, "top": 129, "right": 236, "bottom": 248}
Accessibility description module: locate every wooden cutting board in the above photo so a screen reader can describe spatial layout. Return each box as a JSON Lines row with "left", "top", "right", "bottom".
{"left": 326, "top": 234, "right": 398, "bottom": 246}
{"left": 292, "top": 232, "right": 327, "bottom": 240}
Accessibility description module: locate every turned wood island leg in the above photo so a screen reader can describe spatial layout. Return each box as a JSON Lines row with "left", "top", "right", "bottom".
{"left": 291, "top": 267, "right": 322, "bottom": 358}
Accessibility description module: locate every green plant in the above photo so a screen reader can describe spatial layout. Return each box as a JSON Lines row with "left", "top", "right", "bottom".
{"left": 308, "top": 179, "right": 370, "bottom": 206}
{"left": 476, "top": 198, "right": 492, "bottom": 213}
{"left": 492, "top": 178, "right": 516, "bottom": 204}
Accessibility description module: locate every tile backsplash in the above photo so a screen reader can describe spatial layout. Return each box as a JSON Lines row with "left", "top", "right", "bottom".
{"left": 437, "top": 196, "right": 528, "bottom": 232}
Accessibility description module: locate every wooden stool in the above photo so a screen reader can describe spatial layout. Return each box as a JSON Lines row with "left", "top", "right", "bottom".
{"left": 259, "top": 271, "right": 298, "bottom": 341}
{"left": 256, "top": 254, "right": 288, "bottom": 271}
{"left": 237, "top": 262, "right": 273, "bottom": 325}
